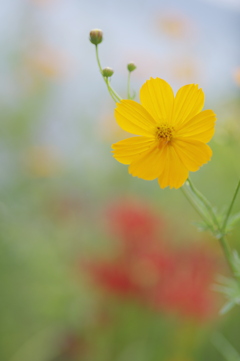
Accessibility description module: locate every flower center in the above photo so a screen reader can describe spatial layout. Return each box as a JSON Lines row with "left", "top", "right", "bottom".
{"left": 155, "top": 124, "right": 174, "bottom": 143}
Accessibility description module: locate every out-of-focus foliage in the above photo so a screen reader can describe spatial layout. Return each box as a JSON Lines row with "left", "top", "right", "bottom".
{"left": 0, "top": 1, "right": 240, "bottom": 361}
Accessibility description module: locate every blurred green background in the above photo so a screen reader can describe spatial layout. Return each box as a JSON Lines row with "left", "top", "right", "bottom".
{"left": 0, "top": 0, "right": 240, "bottom": 360}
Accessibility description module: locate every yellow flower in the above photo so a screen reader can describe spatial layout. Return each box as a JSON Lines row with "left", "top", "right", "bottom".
{"left": 112, "top": 78, "right": 216, "bottom": 189}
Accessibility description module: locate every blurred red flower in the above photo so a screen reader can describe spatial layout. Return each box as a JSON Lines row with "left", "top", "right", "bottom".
{"left": 106, "top": 198, "right": 164, "bottom": 252}
{"left": 148, "top": 247, "right": 220, "bottom": 320}
{"left": 83, "top": 198, "right": 222, "bottom": 322}
{"left": 83, "top": 259, "right": 143, "bottom": 298}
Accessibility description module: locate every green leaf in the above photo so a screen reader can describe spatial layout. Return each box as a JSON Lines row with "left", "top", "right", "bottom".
{"left": 213, "top": 275, "right": 240, "bottom": 314}
{"left": 226, "top": 212, "right": 240, "bottom": 232}
{"left": 232, "top": 250, "right": 240, "bottom": 277}
{"left": 220, "top": 301, "right": 236, "bottom": 315}
{"left": 193, "top": 220, "right": 213, "bottom": 232}
{"left": 212, "top": 333, "right": 240, "bottom": 361}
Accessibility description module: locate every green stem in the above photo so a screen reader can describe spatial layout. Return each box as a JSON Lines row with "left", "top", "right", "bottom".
{"left": 187, "top": 178, "right": 220, "bottom": 230}
{"left": 182, "top": 178, "right": 237, "bottom": 277}
{"left": 127, "top": 71, "right": 131, "bottom": 99}
{"left": 95, "top": 45, "right": 122, "bottom": 103}
{"left": 221, "top": 180, "right": 240, "bottom": 234}
{"left": 218, "top": 234, "right": 237, "bottom": 276}
{"left": 106, "top": 78, "right": 119, "bottom": 102}
{"left": 181, "top": 186, "right": 213, "bottom": 231}
{"left": 212, "top": 333, "right": 240, "bottom": 361}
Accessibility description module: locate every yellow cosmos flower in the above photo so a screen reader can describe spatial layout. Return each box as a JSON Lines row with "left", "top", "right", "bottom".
{"left": 112, "top": 78, "right": 216, "bottom": 189}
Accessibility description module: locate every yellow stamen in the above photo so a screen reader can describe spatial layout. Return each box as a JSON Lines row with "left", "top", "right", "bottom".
{"left": 155, "top": 123, "right": 174, "bottom": 143}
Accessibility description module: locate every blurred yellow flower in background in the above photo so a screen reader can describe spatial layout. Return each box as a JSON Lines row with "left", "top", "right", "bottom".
{"left": 156, "top": 11, "right": 193, "bottom": 39}
{"left": 19, "top": 44, "right": 70, "bottom": 93}
{"left": 23, "top": 146, "right": 61, "bottom": 178}
{"left": 112, "top": 78, "right": 216, "bottom": 189}
{"left": 233, "top": 66, "right": 240, "bottom": 86}
{"left": 169, "top": 58, "right": 199, "bottom": 83}
{"left": 27, "top": 45, "right": 68, "bottom": 79}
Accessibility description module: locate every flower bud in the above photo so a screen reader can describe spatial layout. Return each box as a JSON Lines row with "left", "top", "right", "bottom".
{"left": 127, "top": 62, "right": 137, "bottom": 72}
{"left": 89, "top": 29, "right": 103, "bottom": 45}
{"left": 102, "top": 67, "right": 114, "bottom": 77}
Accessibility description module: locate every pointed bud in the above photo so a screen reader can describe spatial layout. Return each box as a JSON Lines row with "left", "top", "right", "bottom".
{"left": 102, "top": 67, "right": 114, "bottom": 77}
{"left": 89, "top": 29, "right": 103, "bottom": 45}
{"left": 127, "top": 62, "right": 137, "bottom": 72}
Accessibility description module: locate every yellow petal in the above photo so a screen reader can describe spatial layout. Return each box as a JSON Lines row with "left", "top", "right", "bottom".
{"left": 114, "top": 100, "right": 156, "bottom": 136}
{"left": 128, "top": 144, "right": 165, "bottom": 180}
{"left": 172, "top": 138, "right": 212, "bottom": 172}
{"left": 112, "top": 136, "right": 155, "bottom": 165}
{"left": 158, "top": 144, "right": 189, "bottom": 189}
{"left": 175, "top": 109, "right": 216, "bottom": 143}
{"left": 172, "top": 84, "right": 204, "bottom": 127}
{"left": 140, "top": 77, "right": 174, "bottom": 124}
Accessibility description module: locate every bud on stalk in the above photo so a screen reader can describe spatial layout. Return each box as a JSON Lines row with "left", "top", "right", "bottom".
{"left": 102, "top": 67, "right": 114, "bottom": 77}
{"left": 89, "top": 29, "right": 103, "bottom": 45}
{"left": 127, "top": 62, "right": 137, "bottom": 72}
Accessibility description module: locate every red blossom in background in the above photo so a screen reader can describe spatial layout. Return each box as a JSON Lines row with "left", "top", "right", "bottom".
{"left": 83, "top": 260, "right": 143, "bottom": 298}
{"left": 106, "top": 198, "right": 163, "bottom": 252}
{"left": 83, "top": 198, "right": 223, "bottom": 322}
{"left": 148, "top": 247, "right": 220, "bottom": 320}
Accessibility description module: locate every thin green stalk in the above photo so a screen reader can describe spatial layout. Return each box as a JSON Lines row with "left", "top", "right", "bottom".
{"left": 218, "top": 234, "right": 236, "bottom": 276}
{"left": 181, "top": 186, "right": 213, "bottom": 231}
{"left": 212, "top": 333, "right": 240, "bottom": 361}
{"left": 183, "top": 179, "right": 238, "bottom": 277}
{"left": 222, "top": 180, "right": 240, "bottom": 234}
{"left": 127, "top": 71, "right": 131, "bottom": 99}
{"left": 95, "top": 44, "right": 117, "bottom": 102}
{"left": 187, "top": 178, "right": 220, "bottom": 230}
{"left": 106, "top": 78, "right": 119, "bottom": 103}
{"left": 95, "top": 45, "right": 122, "bottom": 103}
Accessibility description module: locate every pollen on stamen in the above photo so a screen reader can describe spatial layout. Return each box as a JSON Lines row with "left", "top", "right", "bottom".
{"left": 155, "top": 124, "right": 174, "bottom": 142}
